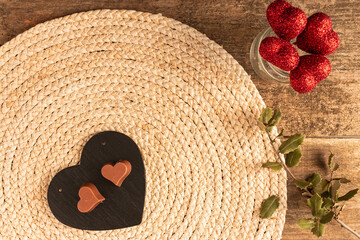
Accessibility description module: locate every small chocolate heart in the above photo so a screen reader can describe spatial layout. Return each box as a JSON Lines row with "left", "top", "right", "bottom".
{"left": 296, "top": 12, "right": 340, "bottom": 55}
{"left": 259, "top": 37, "right": 300, "bottom": 71}
{"left": 77, "top": 183, "right": 105, "bottom": 213}
{"left": 101, "top": 161, "right": 132, "bottom": 187}
{"left": 47, "top": 131, "right": 146, "bottom": 230}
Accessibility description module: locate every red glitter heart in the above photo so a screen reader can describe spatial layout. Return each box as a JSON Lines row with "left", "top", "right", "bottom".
{"left": 267, "top": 0, "right": 307, "bottom": 41}
{"left": 259, "top": 37, "right": 300, "bottom": 71}
{"left": 296, "top": 12, "right": 340, "bottom": 55}
{"left": 290, "top": 55, "right": 331, "bottom": 93}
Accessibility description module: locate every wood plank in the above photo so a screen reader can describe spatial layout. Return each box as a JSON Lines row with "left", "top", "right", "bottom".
{"left": 283, "top": 137, "right": 360, "bottom": 240}
{"left": 0, "top": 1, "right": 359, "bottom": 239}
{"left": 0, "top": 0, "right": 359, "bottom": 136}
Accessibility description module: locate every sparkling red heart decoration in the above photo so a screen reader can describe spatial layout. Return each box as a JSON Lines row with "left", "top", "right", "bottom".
{"left": 290, "top": 55, "right": 331, "bottom": 93}
{"left": 259, "top": 37, "right": 299, "bottom": 71}
{"left": 296, "top": 12, "right": 340, "bottom": 56}
{"left": 266, "top": 0, "right": 307, "bottom": 41}
{"left": 259, "top": 0, "right": 340, "bottom": 93}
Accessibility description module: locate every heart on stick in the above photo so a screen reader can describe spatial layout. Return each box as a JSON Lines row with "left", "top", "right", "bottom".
{"left": 296, "top": 12, "right": 340, "bottom": 55}
{"left": 77, "top": 183, "right": 105, "bottom": 213}
{"left": 259, "top": 37, "right": 300, "bottom": 71}
{"left": 290, "top": 55, "right": 331, "bottom": 93}
{"left": 101, "top": 161, "right": 132, "bottom": 187}
{"left": 267, "top": 0, "right": 307, "bottom": 41}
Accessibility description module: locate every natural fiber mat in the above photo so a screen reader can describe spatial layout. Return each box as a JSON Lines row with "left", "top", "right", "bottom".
{"left": 0, "top": 9, "right": 287, "bottom": 239}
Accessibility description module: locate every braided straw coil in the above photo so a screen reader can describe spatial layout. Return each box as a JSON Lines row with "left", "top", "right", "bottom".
{"left": 0, "top": 9, "right": 287, "bottom": 239}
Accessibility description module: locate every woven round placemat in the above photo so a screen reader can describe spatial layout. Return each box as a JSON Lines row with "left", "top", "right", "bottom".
{"left": 0, "top": 9, "right": 287, "bottom": 239}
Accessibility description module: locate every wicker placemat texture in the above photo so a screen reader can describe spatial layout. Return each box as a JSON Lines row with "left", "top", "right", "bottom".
{"left": 0, "top": 9, "right": 287, "bottom": 239}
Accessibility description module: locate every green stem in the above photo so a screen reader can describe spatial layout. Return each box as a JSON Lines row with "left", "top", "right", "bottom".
{"left": 265, "top": 131, "right": 313, "bottom": 196}
{"left": 266, "top": 130, "right": 360, "bottom": 239}
{"left": 266, "top": 131, "right": 296, "bottom": 180}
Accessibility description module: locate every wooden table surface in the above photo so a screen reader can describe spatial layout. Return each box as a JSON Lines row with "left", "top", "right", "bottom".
{"left": 1, "top": 0, "right": 359, "bottom": 239}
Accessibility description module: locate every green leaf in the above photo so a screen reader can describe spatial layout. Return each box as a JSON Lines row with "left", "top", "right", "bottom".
{"left": 308, "top": 173, "right": 322, "bottom": 187}
{"left": 259, "top": 108, "right": 273, "bottom": 125}
{"left": 279, "top": 134, "right": 305, "bottom": 154}
{"left": 333, "top": 178, "right": 351, "bottom": 184}
{"left": 285, "top": 148, "right": 302, "bottom": 168}
{"left": 297, "top": 218, "right": 315, "bottom": 230}
{"left": 311, "top": 221, "right": 325, "bottom": 237}
{"left": 328, "top": 153, "right": 334, "bottom": 171}
{"left": 314, "top": 179, "right": 329, "bottom": 195}
{"left": 319, "top": 208, "right": 326, "bottom": 217}
{"left": 320, "top": 211, "right": 335, "bottom": 224}
{"left": 322, "top": 198, "right": 334, "bottom": 210}
{"left": 338, "top": 189, "right": 359, "bottom": 201}
{"left": 331, "top": 180, "right": 341, "bottom": 201}
{"left": 294, "top": 179, "right": 310, "bottom": 189}
{"left": 262, "top": 162, "right": 282, "bottom": 171}
{"left": 268, "top": 109, "right": 282, "bottom": 126}
{"left": 333, "top": 163, "right": 339, "bottom": 171}
{"left": 307, "top": 198, "right": 311, "bottom": 208}
{"left": 321, "top": 191, "right": 330, "bottom": 198}
{"left": 310, "top": 193, "right": 323, "bottom": 217}
{"left": 260, "top": 195, "right": 279, "bottom": 219}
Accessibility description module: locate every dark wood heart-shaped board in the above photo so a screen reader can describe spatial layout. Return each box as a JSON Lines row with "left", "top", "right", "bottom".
{"left": 47, "top": 131, "right": 146, "bottom": 230}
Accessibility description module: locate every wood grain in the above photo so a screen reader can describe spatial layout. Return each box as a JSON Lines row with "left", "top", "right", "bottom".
{"left": 284, "top": 137, "right": 360, "bottom": 240}
{"left": 0, "top": 0, "right": 359, "bottom": 239}
{"left": 1, "top": 0, "right": 359, "bottom": 137}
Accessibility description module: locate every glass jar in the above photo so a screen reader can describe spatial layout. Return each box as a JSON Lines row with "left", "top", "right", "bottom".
{"left": 250, "top": 27, "right": 290, "bottom": 83}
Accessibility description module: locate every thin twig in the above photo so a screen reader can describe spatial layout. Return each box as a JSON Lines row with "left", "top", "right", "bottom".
{"left": 265, "top": 131, "right": 312, "bottom": 196}
{"left": 265, "top": 129, "right": 360, "bottom": 238}
{"left": 334, "top": 218, "right": 360, "bottom": 239}
{"left": 266, "top": 131, "right": 296, "bottom": 180}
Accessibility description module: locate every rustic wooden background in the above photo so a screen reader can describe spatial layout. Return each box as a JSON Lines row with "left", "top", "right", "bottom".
{"left": 0, "top": 0, "right": 359, "bottom": 239}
